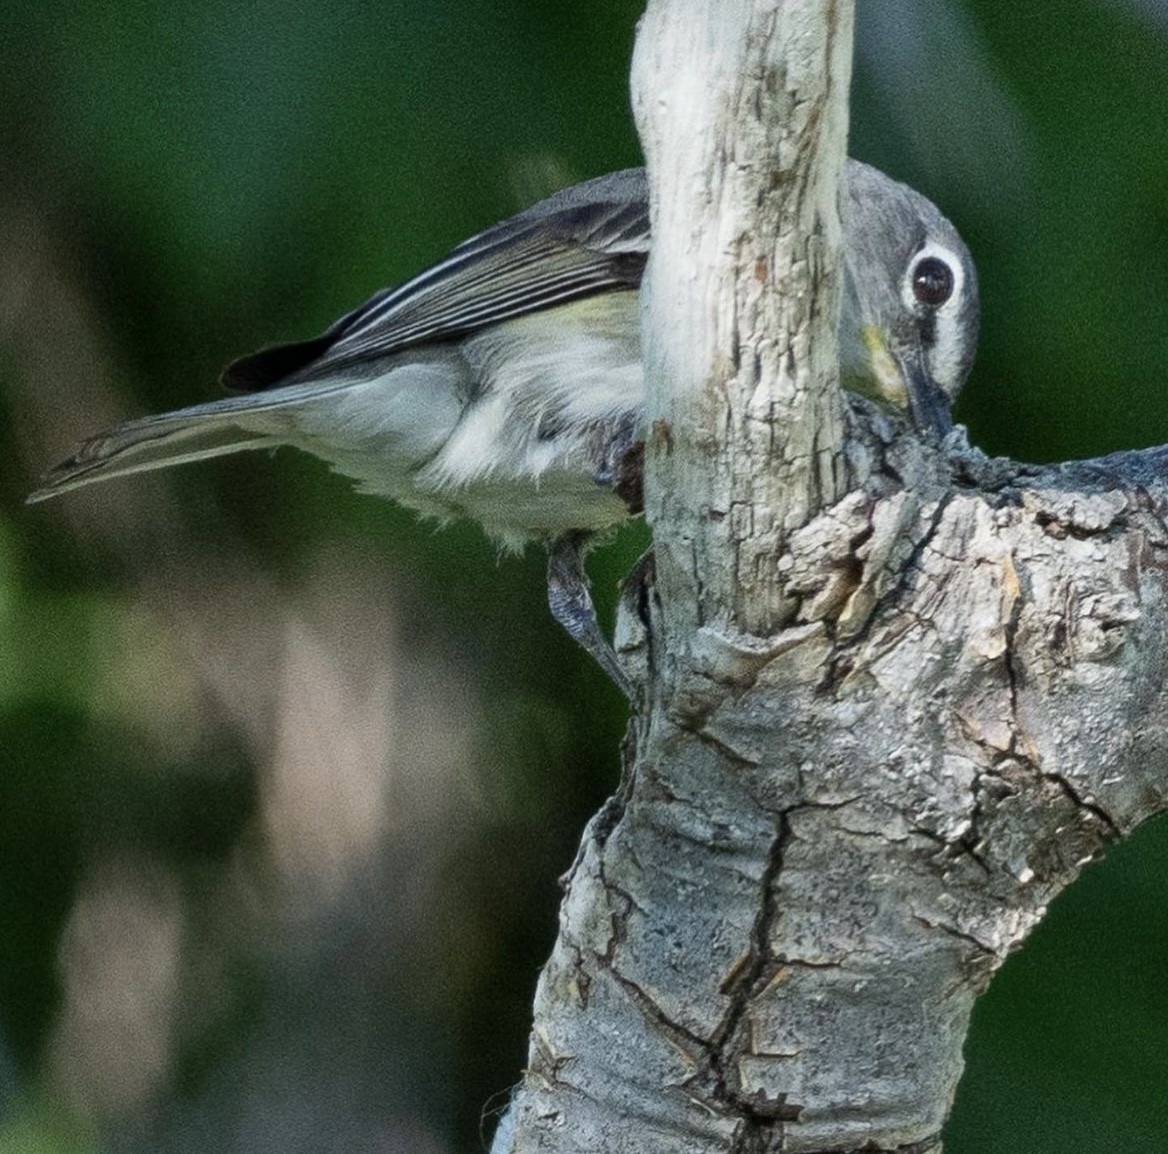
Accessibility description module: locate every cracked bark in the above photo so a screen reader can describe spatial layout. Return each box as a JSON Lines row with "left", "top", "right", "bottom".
{"left": 492, "top": 1, "right": 1168, "bottom": 1152}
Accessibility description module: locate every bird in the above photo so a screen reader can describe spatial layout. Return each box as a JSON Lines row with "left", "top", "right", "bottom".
{"left": 29, "top": 160, "right": 979, "bottom": 695}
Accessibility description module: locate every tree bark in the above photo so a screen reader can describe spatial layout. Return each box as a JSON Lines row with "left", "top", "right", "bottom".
{"left": 493, "top": 2, "right": 1168, "bottom": 1152}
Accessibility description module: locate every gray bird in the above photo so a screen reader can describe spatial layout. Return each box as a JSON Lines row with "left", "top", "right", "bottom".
{"left": 29, "top": 160, "right": 979, "bottom": 694}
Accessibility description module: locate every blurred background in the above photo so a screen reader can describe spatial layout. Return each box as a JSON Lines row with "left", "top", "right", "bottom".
{"left": 3, "top": 0, "right": 1168, "bottom": 1150}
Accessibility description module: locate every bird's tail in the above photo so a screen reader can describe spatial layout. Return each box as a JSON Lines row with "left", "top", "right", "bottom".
{"left": 26, "top": 386, "right": 341, "bottom": 503}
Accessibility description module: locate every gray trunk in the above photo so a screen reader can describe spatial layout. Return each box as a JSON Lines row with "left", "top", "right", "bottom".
{"left": 494, "top": 1, "right": 1168, "bottom": 1151}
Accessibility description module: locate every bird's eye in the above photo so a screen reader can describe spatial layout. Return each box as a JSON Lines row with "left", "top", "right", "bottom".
{"left": 911, "top": 256, "right": 955, "bottom": 307}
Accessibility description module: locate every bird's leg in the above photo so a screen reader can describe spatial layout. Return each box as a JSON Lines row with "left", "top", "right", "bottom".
{"left": 547, "top": 532, "right": 631, "bottom": 699}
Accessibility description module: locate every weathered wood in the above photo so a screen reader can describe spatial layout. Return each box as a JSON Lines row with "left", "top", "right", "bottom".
{"left": 492, "top": 1, "right": 1168, "bottom": 1151}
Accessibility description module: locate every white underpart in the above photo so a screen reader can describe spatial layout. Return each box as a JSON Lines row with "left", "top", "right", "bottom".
{"left": 280, "top": 358, "right": 466, "bottom": 498}
{"left": 285, "top": 292, "right": 643, "bottom": 548}
{"left": 427, "top": 294, "right": 641, "bottom": 484}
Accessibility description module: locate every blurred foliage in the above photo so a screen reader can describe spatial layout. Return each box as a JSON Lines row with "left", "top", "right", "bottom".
{"left": 2, "top": 1, "right": 1168, "bottom": 1152}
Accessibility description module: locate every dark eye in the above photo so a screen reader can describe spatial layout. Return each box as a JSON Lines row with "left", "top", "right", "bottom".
{"left": 911, "top": 256, "right": 955, "bottom": 307}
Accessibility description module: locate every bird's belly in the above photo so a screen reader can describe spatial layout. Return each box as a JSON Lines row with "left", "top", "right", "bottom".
{"left": 435, "top": 470, "right": 633, "bottom": 551}
{"left": 275, "top": 357, "right": 467, "bottom": 512}
{"left": 277, "top": 296, "right": 645, "bottom": 545}
{"left": 412, "top": 296, "right": 646, "bottom": 544}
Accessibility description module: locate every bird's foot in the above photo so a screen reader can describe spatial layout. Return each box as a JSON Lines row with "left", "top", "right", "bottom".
{"left": 547, "top": 534, "right": 631, "bottom": 699}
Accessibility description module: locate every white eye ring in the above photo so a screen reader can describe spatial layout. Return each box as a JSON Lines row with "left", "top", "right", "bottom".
{"left": 903, "top": 243, "right": 965, "bottom": 314}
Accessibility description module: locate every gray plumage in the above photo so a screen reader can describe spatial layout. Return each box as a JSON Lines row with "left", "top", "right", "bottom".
{"left": 29, "top": 161, "right": 979, "bottom": 693}
{"left": 29, "top": 162, "right": 977, "bottom": 543}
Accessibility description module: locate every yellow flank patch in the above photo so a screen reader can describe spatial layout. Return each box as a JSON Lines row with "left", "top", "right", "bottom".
{"left": 861, "top": 325, "right": 909, "bottom": 409}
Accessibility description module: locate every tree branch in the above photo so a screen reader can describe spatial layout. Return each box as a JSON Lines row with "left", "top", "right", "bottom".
{"left": 492, "top": 3, "right": 1168, "bottom": 1152}
{"left": 633, "top": 0, "right": 852, "bottom": 642}
{"left": 497, "top": 1, "right": 863, "bottom": 1150}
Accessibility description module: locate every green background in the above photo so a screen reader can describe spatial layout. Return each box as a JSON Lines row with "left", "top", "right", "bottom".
{"left": 3, "top": 1, "right": 1168, "bottom": 1151}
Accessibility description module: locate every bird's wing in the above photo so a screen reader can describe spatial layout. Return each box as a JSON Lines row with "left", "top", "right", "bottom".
{"left": 225, "top": 168, "right": 651, "bottom": 391}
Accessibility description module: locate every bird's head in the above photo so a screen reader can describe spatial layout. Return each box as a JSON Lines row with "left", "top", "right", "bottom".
{"left": 840, "top": 161, "right": 979, "bottom": 438}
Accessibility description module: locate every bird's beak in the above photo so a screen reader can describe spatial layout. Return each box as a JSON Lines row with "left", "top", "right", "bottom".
{"left": 859, "top": 325, "right": 953, "bottom": 439}
{"left": 901, "top": 350, "right": 953, "bottom": 439}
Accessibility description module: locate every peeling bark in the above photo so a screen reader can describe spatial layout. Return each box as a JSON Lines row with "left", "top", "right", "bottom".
{"left": 492, "top": 1, "right": 1168, "bottom": 1152}
{"left": 501, "top": 422, "right": 1168, "bottom": 1154}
